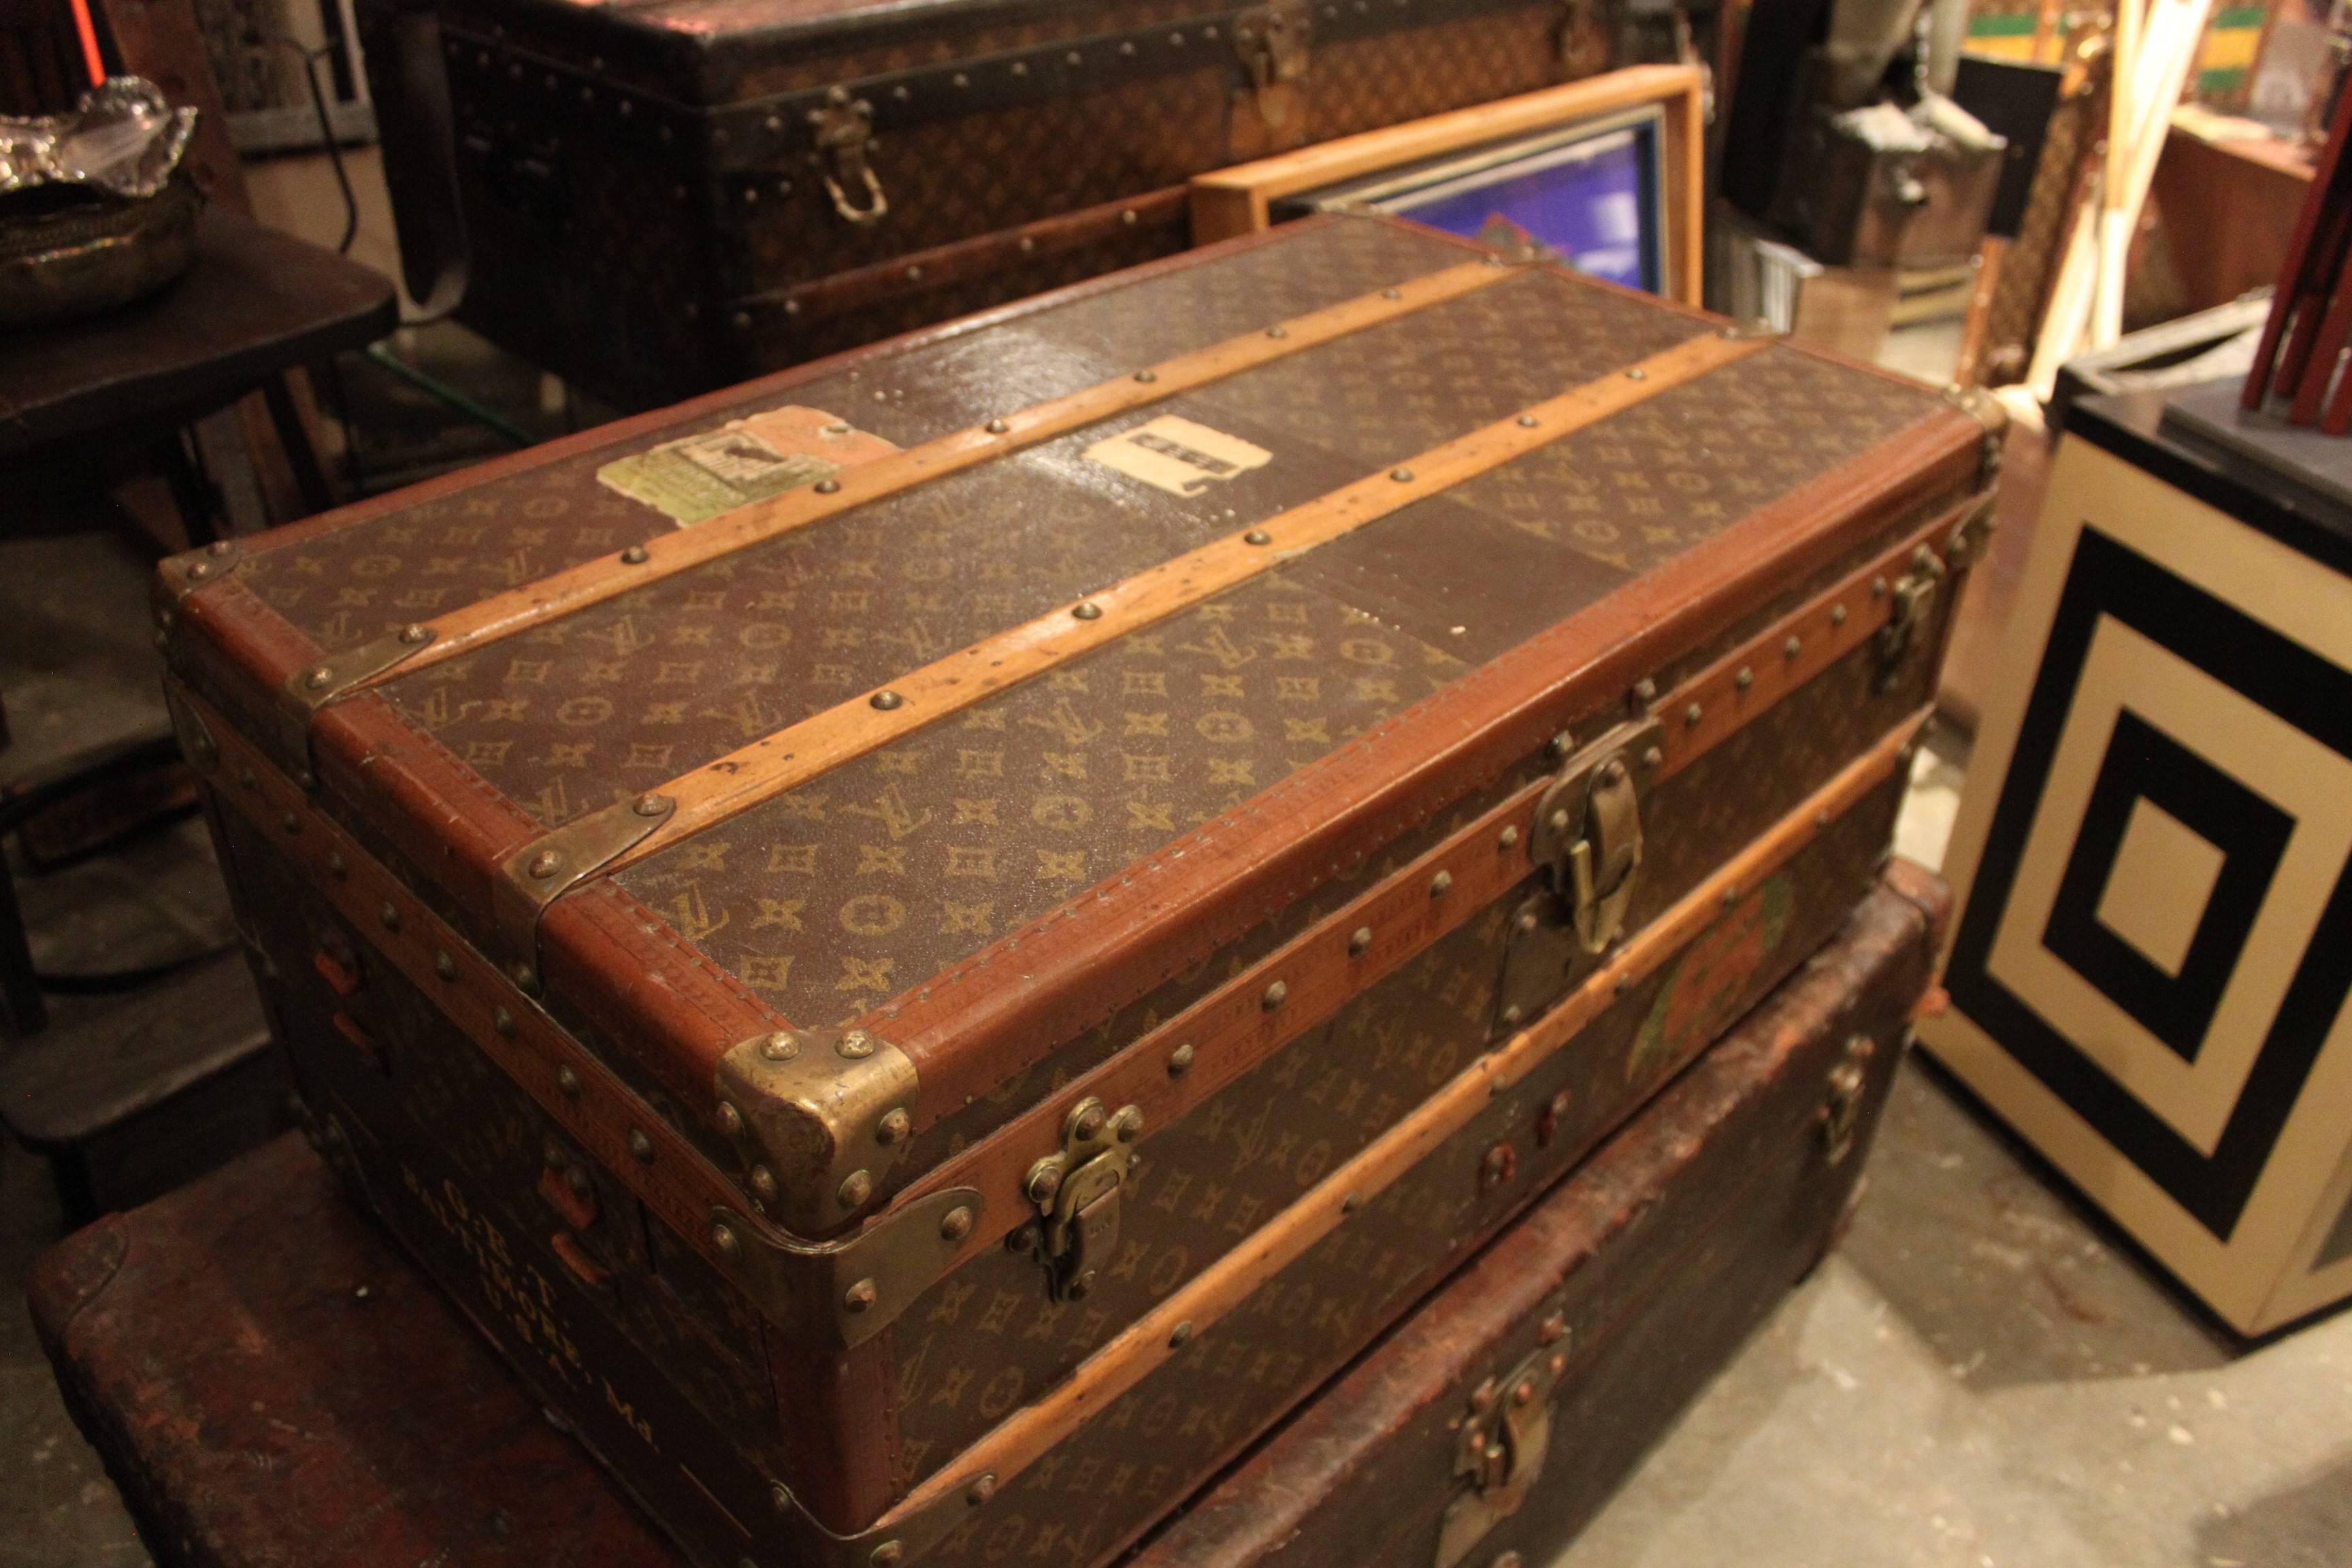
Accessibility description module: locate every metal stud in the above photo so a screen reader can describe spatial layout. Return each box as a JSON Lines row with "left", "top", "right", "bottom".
{"left": 838, "top": 1030, "right": 876, "bottom": 1059}
{"left": 1266, "top": 325, "right": 1288, "bottom": 338}
{"left": 715, "top": 1101, "right": 744, "bottom": 1138}
{"left": 1784, "top": 634, "right": 1802, "bottom": 659}
{"left": 1831, "top": 604, "right": 1849, "bottom": 627}
{"left": 1261, "top": 980, "right": 1288, "bottom": 1011}
{"left": 1133, "top": 369, "right": 1157, "bottom": 382}
{"left": 1625, "top": 368, "right": 1647, "bottom": 381}
{"left": 1683, "top": 702, "right": 1702, "bottom": 728}
{"left": 710, "top": 1222, "right": 742, "bottom": 1260}
{"left": 1349, "top": 926, "right": 1373, "bottom": 957}
{"left": 985, "top": 418, "right": 1009, "bottom": 434}
{"left": 434, "top": 949, "right": 457, "bottom": 981}
{"left": 815, "top": 478, "right": 841, "bottom": 494}
{"left": 1167, "top": 1042, "right": 1195, "bottom": 1076}
{"left": 378, "top": 901, "right": 400, "bottom": 931}
{"left": 621, "top": 544, "right": 649, "bottom": 564}
{"left": 749, "top": 1164, "right": 779, "bottom": 1202}
{"left": 493, "top": 1007, "right": 517, "bottom": 1038}
{"left": 843, "top": 1277, "right": 879, "bottom": 1313}
{"left": 1633, "top": 677, "right": 1658, "bottom": 706}
{"left": 876, "top": 1107, "right": 912, "bottom": 1145}
{"left": 1430, "top": 870, "right": 1453, "bottom": 898}
{"left": 556, "top": 1064, "right": 583, "bottom": 1098}
{"left": 1169, "top": 1320, "right": 1194, "bottom": 1348}
{"left": 527, "top": 849, "right": 563, "bottom": 879}
{"left": 1735, "top": 666, "right": 1754, "bottom": 691}
{"left": 304, "top": 666, "right": 332, "bottom": 690}
{"left": 1517, "top": 414, "right": 1539, "bottom": 427}
{"left": 965, "top": 1474, "right": 998, "bottom": 1506}
{"left": 870, "top": 690, "right": 904, "bottom": 710}
{"left": 634, "top": 792, "right": 673, "bottom": 817}
{"left": 1381, "top": 287, "right": 1401, "bottom": 300}
{"left": 1244, "top": 529, "right": 1272, "bottom": 546}
{"left": 1498, "top": 824, "right": 1520, "bottom": 851}
{"left": 627, "top": 1128, "right": 655, "bottom": 1163}
{"left": 940, "top": 1205, "right": 975, "bottom": 1242}
{"left": 1390, "top": 467, "right": 1415, "bottom": 483}
{"left": 838, "top": 1169, "right": 875, "bottom": 1209}
{"left": 1072, "top": 602, "right": 1102, "bottom": 621}
{"left": 325, "top": 851, "right": 346, "bottom": 879}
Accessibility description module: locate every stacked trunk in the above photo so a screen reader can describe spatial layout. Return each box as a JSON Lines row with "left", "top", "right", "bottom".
{"left": 359, "top": 0, "right": 1622, "bottom": 408}
{"left": 159, "top": 214, "right": 1995, "bottom": 1568}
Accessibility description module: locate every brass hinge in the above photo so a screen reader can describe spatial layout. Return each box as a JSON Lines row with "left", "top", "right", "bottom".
{"left": 1010, "top": 1095, "right": 1143, "bottom": 1303}
{"left": 1820, "top": 1032, "right": 1878, "bottom": 1166}
{"left": 1499, "top": 718, "right": 1662, "bottom": 1029}
{"left": 809, "top": 86, "right": 887, "bottom": 226}
{"left": 490, "top": 791, "right": 676, "bottom": 987}
{"left": 1434, "top": 1309, "right": 1573, "bottom": 1568}
{"left": 713, "top": 1026, "right": 920, "bottom": 1235}
{"left": 1872, "top": 545, "right": 1946, "bottom": 691}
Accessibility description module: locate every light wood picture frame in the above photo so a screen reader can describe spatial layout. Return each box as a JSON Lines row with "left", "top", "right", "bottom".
{"left": 1190, "top": 65, "right": 1707, "bottom": 306}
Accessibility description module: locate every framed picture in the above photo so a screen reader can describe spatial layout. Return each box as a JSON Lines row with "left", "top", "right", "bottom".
{"left": 1190, "top": 65, "right": 1705, "bottom": 306}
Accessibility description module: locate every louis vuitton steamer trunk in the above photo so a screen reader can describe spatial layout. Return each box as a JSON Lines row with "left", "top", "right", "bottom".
{"left": 361, "top": 0, "right": 1624, "bottom": 408}
{"left": 156, "top": 215, "right": 1998, "bottom": 1568}
{"left": 1129, "top": 864, "right": 1944, "bottom": 1568}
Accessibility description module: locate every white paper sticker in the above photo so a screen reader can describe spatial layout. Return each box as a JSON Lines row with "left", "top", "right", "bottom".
{"left": 1083, "top": 415, "right": 1273, "bottom": 497}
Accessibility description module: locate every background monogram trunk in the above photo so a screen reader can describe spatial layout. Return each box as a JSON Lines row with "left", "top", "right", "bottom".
{"left": 360, "top": 0, "right": 1607, "bottom": 407}
{"left": 159, "top": 216, "right": 1999, "bottom": 1567}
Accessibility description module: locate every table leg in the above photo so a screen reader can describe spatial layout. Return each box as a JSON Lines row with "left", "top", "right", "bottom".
{"left": 263, "top": 373, "right": 336, "bottom": 517}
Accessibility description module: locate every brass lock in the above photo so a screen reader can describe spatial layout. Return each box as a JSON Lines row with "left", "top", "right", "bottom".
{"left": 808, "top": 86, "right": 887, "bottom": 226}
{"left": 1017, "top": 1096, "right": 1143, "bottom": 1301}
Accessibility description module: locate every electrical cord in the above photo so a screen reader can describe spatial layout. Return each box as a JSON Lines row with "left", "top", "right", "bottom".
{"left": 248, "top": 28, "right": 359, "bottom": 255}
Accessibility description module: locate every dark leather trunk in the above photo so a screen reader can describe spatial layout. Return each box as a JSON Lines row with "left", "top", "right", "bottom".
{"left": 363, "top": 0, "right": 1601, "bottom": 406}
{"left": 156, "top": 216, "right": 1998, "bottom": 1568}
{"left": 1128, "top": 864, "right": 1946, "bottom": 1568}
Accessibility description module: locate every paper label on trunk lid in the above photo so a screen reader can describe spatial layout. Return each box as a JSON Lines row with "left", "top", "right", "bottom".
{"left": 596, "top": 406, "right": 899, "bottom": 526}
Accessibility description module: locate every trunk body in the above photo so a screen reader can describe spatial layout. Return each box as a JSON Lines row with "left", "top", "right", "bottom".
{"left": 158, "top": 215, "right": 1997, "bottom": 1568}
{"left": 1129, "top": 864, "right": 1946, "bottom": 1568}
{"left": 367, "top": 0, "right": 1600, "bottom": 406}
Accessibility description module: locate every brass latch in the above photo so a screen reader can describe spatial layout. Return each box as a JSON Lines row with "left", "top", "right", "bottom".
{"left": 1556, "top": 0, "right": 1612, "bottom": 79}
{"left": 1013, "top": 1096, "right": 1142, "bottom": 1302}
{"left": 1434, "top": 1313, "right": 1571, "bottom": 1568}
{"left": 808, "top": 86, "right": 887, "bottom": 226}
{"left": 1820, "top": 1032, "right": 1878, "bottom": 1166}
{"left": 1231, "top": 4, "right": 1312, "bottom": 148}
{"left": 1499, "top": 718, "right": 1661, "bottom": 1030}
{"left": 1533, "top": 717, "right": 1659, "bottom": 954}
{"left": 1873, "top": 546, "right": 1945, "bottom": 691}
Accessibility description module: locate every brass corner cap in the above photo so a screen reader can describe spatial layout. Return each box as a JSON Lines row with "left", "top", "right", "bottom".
{"left": 715, "top": 1027, "right": 919, "bottom": 1236}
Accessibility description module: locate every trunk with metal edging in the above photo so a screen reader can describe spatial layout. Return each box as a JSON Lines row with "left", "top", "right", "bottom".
{"left": 156, "top": 214, "right": 1999, "bottom": 1568}
{"left": 358, "top": 0, "right": 1631, "bottom": 407}
{"left": 1126, "top": 864, "right": 1945, "bottom": 1568}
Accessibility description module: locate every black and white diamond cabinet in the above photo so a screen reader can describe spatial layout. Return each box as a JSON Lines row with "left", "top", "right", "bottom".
{"left": 1926, "top": 387, "right": 2352, "bottom": 1335}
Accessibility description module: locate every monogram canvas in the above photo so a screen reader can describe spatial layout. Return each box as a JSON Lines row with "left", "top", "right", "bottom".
{"left": 166, "top": 215, "right": 1990, "bottom": 1567}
